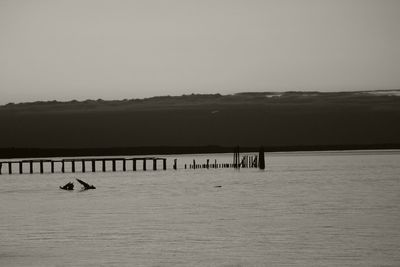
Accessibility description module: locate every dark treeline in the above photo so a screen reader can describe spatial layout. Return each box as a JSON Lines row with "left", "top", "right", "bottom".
{"left": 1, "top": 90, "right": 400, "bottom": 158}
{"left": 1, "top": 144, "right": 400, "bottom": 159}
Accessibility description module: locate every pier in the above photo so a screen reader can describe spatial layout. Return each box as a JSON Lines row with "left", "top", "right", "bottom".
{"left": 0, "top": 157, "right": 167, "bottom": 175}
{"left": 0, "top": 147, "right": 266, "bottom": 175}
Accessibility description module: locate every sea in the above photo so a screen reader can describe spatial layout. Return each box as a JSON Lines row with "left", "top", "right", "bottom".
{"left": 0, "top": 150, "right": 399, "bottom": 266}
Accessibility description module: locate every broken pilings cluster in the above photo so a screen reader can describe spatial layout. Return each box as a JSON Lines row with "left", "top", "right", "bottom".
{"left": 234, "top": 146, "right": 266, "bottom": 170}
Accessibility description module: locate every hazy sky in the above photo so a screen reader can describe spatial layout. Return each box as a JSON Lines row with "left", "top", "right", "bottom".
{"left": 1, "top": 0, "right": 399, "bottom": 104}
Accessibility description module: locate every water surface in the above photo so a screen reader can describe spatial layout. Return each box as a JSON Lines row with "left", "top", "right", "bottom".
{"left": 1, "top": 151, "right": 399, "bottom": 266}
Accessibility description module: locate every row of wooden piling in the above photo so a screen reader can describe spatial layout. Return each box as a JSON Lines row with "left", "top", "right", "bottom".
{"left": 0, "top": 157, "right": 166, "bottom": 175}
{"left": 187, "top": 163, "right": 252, "bottom": 169}
{"left": 185, "top": 156, "right": 259, "bottom": 170}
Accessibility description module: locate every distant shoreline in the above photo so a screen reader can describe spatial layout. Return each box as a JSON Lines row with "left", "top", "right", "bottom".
{"left": 2, "top": 91, "right": 400, "bottom": 152}
{"left": 1, "top": 144, "right": 399, "bottom": 159}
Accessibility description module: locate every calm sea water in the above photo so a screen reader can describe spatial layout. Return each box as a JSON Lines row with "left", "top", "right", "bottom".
{"left": 0, "top": 151, "right": 399, "bottom": 266}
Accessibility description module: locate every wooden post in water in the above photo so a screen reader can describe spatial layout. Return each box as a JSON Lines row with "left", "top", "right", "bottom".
{"left": 102, "top": 160, "right": 106, "bottom": 172}
{"left": 40, "top": 160, "right": 44, "bottom": 174}
{"left": 19, "top": 162, "right": 23, "bottom": 174}
{"left": 61, "top": 160, "right": 65, "bottom": 173}
{"left": 152, "top": 159, "right": 157, "bottom": 170}
{"left": 233, "top": 146, "right": 240, "bottom": 169}
{"left": 237, "top": 147, "right": 239, "bottom": 168}
{"left": 237, "top": 147, "right": 240, "bottom": 168}
{"left": 82, "top": 160, "right": 85, "bottom": 173}
{"left": 233, "top": 147, "right": 236, "bottom": 168}
{"left": 112, "top": 159, "right": 116, "bottom": 172}
{"left": 8, "top": 162, "right": 12, "bottom": 174}
{"left": 163, "top": 159, "right": 167, "bottom": 170}
{"left": 71, "top": 160, "right": 75, "bottom": 173}
{"left": 51, "top": 161, "right": 55, "bottom": 173}
{"left": 0, "top": 162, "right": 2, "bottom": 174}
{"left": 173, "top": 159, "right": 177, "bottom": 170}
{"left": 132, "top": 159, "right": 136, "bottom": 171}
{"left": 259, "top": 146, "right": 265, "bottom": 170}
{"left": 143, "top": 159, "right": 146, "bottom": 171}
{"left": 193, "top": 159, "right": 196, "bottom": 169}
{"left": 92, "top": 160, "right": 96, "bottom": 172}
{"left": 122, "top": 159, "right": 126, "bottom": 172}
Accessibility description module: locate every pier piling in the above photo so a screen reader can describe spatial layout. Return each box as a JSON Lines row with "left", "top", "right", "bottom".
{"left": 259, "top": 147, "right": 265, "bottom": 170}
{"left": 112, "top": 159, "right": 116, "bottom": 172}
{"left": 102, "top": 160, "right": 106, "bottom": 172}
{"left": 153, "top": 159, "right": 157, "bottom": 170}
{"left": 233, "top": 146, "right": 240, "bottom": 169}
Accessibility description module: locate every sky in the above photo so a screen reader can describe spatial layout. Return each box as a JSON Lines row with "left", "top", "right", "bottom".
{"left": 0, "top": 0, "right": 399, "bottom": 104}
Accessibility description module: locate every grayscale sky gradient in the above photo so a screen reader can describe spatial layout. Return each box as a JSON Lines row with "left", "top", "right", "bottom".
{"left": 0, "top": 0, "right": 399, "bottom": 104}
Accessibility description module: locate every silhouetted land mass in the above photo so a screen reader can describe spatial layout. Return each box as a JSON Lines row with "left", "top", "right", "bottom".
{"left": 1, "top": 90, "right": 400, "bottom": 159}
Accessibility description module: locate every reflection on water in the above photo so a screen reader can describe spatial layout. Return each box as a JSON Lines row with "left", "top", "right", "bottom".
{"left": 1, "top": 151, "right": 400, "bottom": 266}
